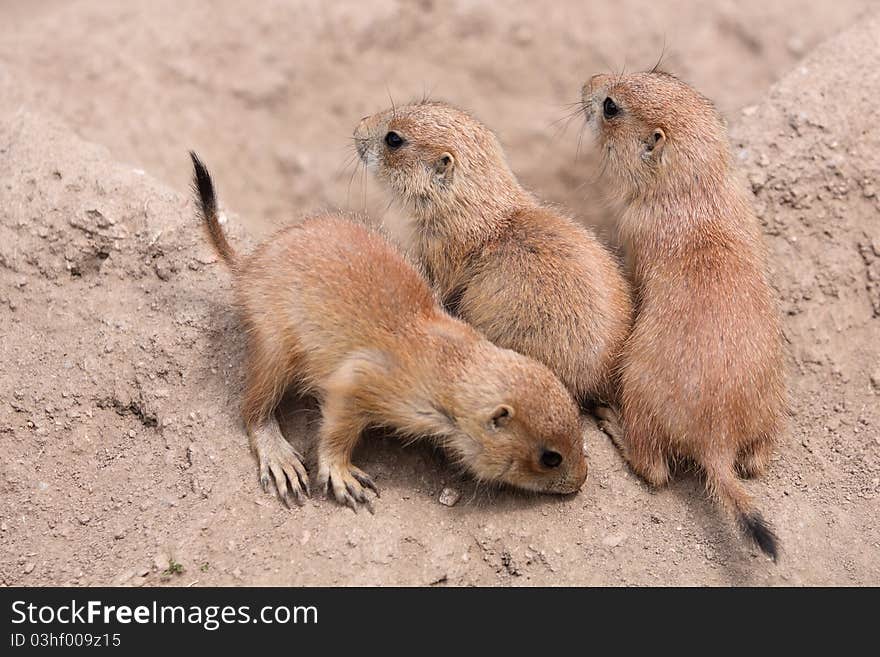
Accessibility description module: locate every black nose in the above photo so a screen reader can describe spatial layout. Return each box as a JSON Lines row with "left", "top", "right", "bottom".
{"left": 541, "top": 449, "right": 563, "bottom": 468}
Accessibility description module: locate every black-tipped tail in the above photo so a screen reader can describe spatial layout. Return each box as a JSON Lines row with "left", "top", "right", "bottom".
{"left": 705, "top": 459, "right": 780, "bottom": 562}
{"left": 739, "top": 511, "right": 779, "bottom": 562}
{"left": 189, "top": 151, "right": 237, "bottom": 268}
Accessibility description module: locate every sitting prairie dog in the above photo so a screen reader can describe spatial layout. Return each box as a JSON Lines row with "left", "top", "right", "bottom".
{"left": 189, "top": 153, "right": 587, "bottom": 512}
{"left": 581, "top": 72, "right": 786, "bottom": 559}
{"left": 353, "top": 101, "right": 632, "bottom": 407}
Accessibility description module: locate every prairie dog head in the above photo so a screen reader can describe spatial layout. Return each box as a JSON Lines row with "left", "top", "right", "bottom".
{"left": 581, "top": 71, "right": 730, "bottom": 198}
{"left": 444, "top": 344, "right": 587, "bottom": 495}
{"left": 353, "top": 101, "right": 522, "bottom": 222}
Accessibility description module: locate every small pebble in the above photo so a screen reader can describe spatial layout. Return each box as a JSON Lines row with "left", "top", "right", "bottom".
{"left": 153, "top": 552, "right": 170, "bottom": 571}
{"left": 438, "top": 487, "right": 461, "bottom": 507}
{"left": 602, "top": 533, "right": 628, "bottom": 548}
{"left": 786, "top": 36, "right": 805, "bottom": 56}
{"left": 113, "top": 570, "right": 134, "bottom": 585}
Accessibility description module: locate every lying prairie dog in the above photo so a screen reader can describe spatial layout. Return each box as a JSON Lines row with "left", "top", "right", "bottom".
{"left": 190, "top": 152, "right": 587, "bottom": 512}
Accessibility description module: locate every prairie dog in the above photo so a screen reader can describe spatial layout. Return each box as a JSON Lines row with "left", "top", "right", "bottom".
{"left": 353, "top": 101, "right": 632, "bottom": 406}
{"left": 190, "top": 153, "right": 587, "bottom": 512}
{"left": 582, "top": 72, "right": 786, "bottom": 559}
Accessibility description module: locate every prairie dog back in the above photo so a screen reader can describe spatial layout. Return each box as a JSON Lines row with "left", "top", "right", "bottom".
{"left": 237, "top": 216, "right": 436, "bottom": 383}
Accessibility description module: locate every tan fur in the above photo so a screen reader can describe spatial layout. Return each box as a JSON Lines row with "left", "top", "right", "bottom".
{"left": 582, "top": 72, "right": 786, "bottom": 558}
{"left": 354, "top": 101, "right": 632, "bottom": 405}
{"left": 191, "top": 157, "right": 587, "bottom": 511}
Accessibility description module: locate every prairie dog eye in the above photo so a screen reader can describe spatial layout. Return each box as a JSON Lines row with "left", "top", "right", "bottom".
{"left": 603, "top": 97, "right": 620, "bottom": 119}
{"left": 384, "top": 131, "right": 405, "bottom": 149}
{"left": 540, "top": 449, "right": 563, "bottom": 468}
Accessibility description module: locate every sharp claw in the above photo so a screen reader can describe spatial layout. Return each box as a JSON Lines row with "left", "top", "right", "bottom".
{"left": 352, "top": 470, "right": 379, "bottom": 497}
{"left": 345, "top": 495, "right": 358, "bottom": 514}
{"left": 292, "top": 487, "right": 306, "bottom": 506}
{"left": 283, "top": 465, "right": 307, "bottom": 502}
{"left": 296, "top": 469, "right": 311, "bottom": 497}
{"left": 364, "top": 498, "right": 375, "bottom": 515}
{"left": 281, "top": 491, "right": 293, "bottom": 509}
{"left": 259, "top": 463, "right": 271, "bottom": 492}
{"left": 345, "top": 481, "right": 361, "bottom": 502}
{"left": 365, "top": 480, "right": 380, "bottom": 498}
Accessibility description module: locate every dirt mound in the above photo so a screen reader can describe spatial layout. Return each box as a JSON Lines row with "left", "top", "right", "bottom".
{"left": 0, "top": 0, "right": 871, "bottom": 237}
{"left": 0, "top": 7, "right": 877, "bottom": 585}
{"left": 725, "top": 13, "right": 880, "bottom": 581}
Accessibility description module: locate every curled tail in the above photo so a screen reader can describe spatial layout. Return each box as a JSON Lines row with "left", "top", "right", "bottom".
{"left": 189, "top": 151, "right": 237, "bottom": 268}
{"left": 704, "top": 459, "right": 779, "bottom": 561}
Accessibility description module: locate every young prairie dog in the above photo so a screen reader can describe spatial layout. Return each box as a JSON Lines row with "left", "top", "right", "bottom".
{"left": 582, "top": 72, "right": 786, "bottom": 559}
{"left": 189, "top": 153, "right": 587, "bottom": 512}
{"left": 353, "top": 101, "right": 632, "bottom": 407}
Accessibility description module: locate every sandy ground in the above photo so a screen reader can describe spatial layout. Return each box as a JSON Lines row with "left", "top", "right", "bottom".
{"left": 0, "top": 1, "right": 878, "bottom": 586}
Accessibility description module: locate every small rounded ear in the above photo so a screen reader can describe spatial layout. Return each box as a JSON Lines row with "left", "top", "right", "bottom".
{"left": 489, "top": 404, "right": 514, "bottom": 430}
{"left": 645, "top": 128, "right": 666, "bottom": 159}
{"left": 433, "top": 152, "right": 455, "bottom": 181}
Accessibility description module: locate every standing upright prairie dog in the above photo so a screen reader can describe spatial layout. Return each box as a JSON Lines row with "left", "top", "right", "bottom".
{"left": 189, "top": 153, "right": 587, "bottom": 512}
{"left": 582, "top": 72, "right": 786, "bottom": 559}
{"left": 354, "top": 101, "right": 632, "bottom": 407}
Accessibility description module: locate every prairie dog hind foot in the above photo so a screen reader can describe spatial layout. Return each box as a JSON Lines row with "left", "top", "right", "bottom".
{"left": 737, "top": 438, "right": 774, "bottom": 479}
{"left": 593, "top": 405, "right": 671, "bottom": 487}
{"left": 593, "top": 404, "right": 623, "bottom": 447}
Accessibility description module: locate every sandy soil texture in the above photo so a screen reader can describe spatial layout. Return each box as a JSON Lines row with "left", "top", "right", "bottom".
{"left": 1, "top": 1, "right": 878, "bottom": 586}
